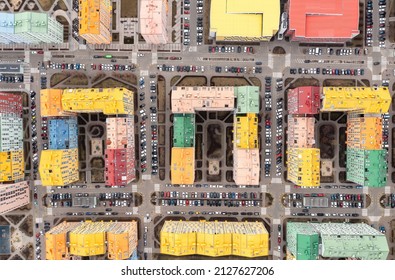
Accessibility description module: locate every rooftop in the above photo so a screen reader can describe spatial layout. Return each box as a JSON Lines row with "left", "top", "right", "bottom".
{"left": 210, "top": 0, "right": 280, "bottom": 40}
{"left": 287, "top": 0, "right": 359, "bottom": 40}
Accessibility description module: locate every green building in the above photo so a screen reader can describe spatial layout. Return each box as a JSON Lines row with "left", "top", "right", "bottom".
{"left": 287, "top": 222, "right": 389, "bottom": 260}
{"left": 173, "top": 114, "right": 195, "bottom": 147}
{"left": 346, "top": 148, "right": 387, "bottom": 187}
{"left": 0, "top": 12, "right": 63, "bottom": 44}
{"left": 234, "top": 86, "right": 259, "bottom": 114}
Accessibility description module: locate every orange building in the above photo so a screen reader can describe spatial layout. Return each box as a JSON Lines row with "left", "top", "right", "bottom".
{"left": 347, "top": 116, "right": 382, "bottom": 150}
{"left": 79, "top": 0, "right": 112, "bottom": 44}
{"left": 171, "top": 147, "right": 195, "bottom": 184}
{"left": 287, "top": 116, "right": 315, "bottom": 148}
{"left": 40, "top": 89, "right": 75, "bottom": 117}
{"left": 233, "top": 148, "right": 260, "bottom": 185}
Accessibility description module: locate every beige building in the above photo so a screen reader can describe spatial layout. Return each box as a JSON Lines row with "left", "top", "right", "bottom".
{"left": 140, "top": 0, "right": 168, "bottom": 44}
{"left": 233, "top": 148, "right": 260, "bottom": 185}
{"left": 287, "top": 116, "right": 315, "bottom": 148}
{"left": 171, "top": 86, "right": 235, "bottom": 113}
{"left": 0, "top": 181, "right": 29, "bottom": 215}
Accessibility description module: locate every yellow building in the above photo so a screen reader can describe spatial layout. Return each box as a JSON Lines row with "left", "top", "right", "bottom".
{"left": 347, "top": 116, "right": 382, "bottom": 150}
{"left": 234, "top": 113, "right": 258, "bottom": 149}
{"left": 232, "top": 222, "right": 269, "bottom": 257}
{"left": 196, "top": 221, "right": 233, "bottom": 257}
{"left": 171, "top": 147, "right": 195, "bottom": 184}
{"left": 39, "top": 149, "right": 79, "bottom": 186}
{"left": 160, "top": 221, "right": 269, "bottom": 258}
{"left": 210, "top": 0, "right": 280, "bottom": 41}
{"left": 61, "top": 88, "right": 134, "bottom": 115}
{"left": 69, "top": 221, "right": 109, "bottom": 256}
{"left": 321, "top": 87, "right": 391, "bottom": 114}
{"left": 40, "top": 89, "right": 75, "bottom": 117}
{"left": 46, "top": 221, "right": 137, "bottom": 260}
{"left": 287, "top": 148, "right": 320, "bottom": 187}
{"left": 79, "top": 0, "right": 112, "bottom": 44}
{"left": 0, "top": 151, "right": 24, "bottom": 182}
{"left": 160, "top": 221, "right": 200, "bottom": 256}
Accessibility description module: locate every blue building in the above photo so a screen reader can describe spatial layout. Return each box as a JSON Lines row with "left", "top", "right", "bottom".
{"left": 49, "top": 118, "right": 78, "bottom": 150}
{"left": 0, "top": 225, "right": 10, "bottom": 255}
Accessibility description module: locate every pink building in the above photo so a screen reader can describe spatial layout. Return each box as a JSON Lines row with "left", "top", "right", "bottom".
{"left": 140, "top": 0, "right": 168, "bottom": 44}
{"left": 287, "top": 116, "right": 315, "bottom": 148}
{"left": 233, "top": 148, "right": 260, "bottom": 185}
{"left": 288, "top": 86, "right": 320, "bottom": 115}
{"left": 0, "top": 181, "right": 30, "bottom": 215}
{"left": 105, "top": 117, "right": 135, "bottom": 186}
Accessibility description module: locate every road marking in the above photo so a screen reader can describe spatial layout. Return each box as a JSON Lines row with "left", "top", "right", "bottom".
{"left": 272, "top": 251, "right": 280, "bottom": 257}
{"left": 267, "top": 54, "right": 273, "bottom": 69}
{"left": 47, "top": 208, "right": 53, "bottom": 215}
{"left": 142, "top": 174, "right": 151, "bottom": 180}
{"left": 385, "top": 186, "right": 391, "bottom": 194}
{"left": 140, "top": 70, "right": 148, "bottom": 76}
{"left": 152, "top": 52, "right": 157, "bottom": 65}
{"left": 133, "top": 207, "right": 138, "bottom": 214}
{"left": 271, "top": 178, "right": 282, "bottom": 184}
{"left": 189, "top": 46, "right": 197, "bottom": 52}
{"left": 273, "top": 219, "right": 280, "bottom": 225}
{"left": 384, "top": 209, "right": 391, "bottom": 217}
{"left": 363, "top": 187, "right": 369, "bottom": 194}
{"left": 272, "top": 72, "right": 282, "bottom": 78}
{"left": 35, "top": 218, "right": 43, "bottom": 223}
{"left": 368, "top": 215, "right": 380, "bottom": 221}
{"left": 261, "top": 208, "right": 267, "bottom": 215}
{"left": 285, "top": 54, "right": 291, "bottom": 67}
{"left": 373, "top": 46, "right": 380, "bottom": 52}
{"left": 261, "top": 185, "right": 267, "bottom": 192}
{"left": 155, "top": 206, "right": 161, "bottom": 214}
{"left": 132, "top": 52, "right": 137, "bottom": 64}
{"left": 285, "top": 184, "right": 291, "bottom": 193}
{"left": 284, "top": 208, "right": 290, "bottom": 216}
{"left": 154, "top": 184, "right": 160, "bottom": 191}
{"left": 132, "top": 185, "right": 137, "bottom": 192}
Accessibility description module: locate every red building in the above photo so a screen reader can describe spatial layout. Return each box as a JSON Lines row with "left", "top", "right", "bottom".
{"left": 288, "top": 86, "right": 320, "bottom": 115}
{"left": 0, "top": 92, "right": 22, "bottom": 115}
{"left": 286, "top": 0, "right": 359, "bottom": 43}
{"left": 105, "top": 148, "right": 135, "bottom": 186}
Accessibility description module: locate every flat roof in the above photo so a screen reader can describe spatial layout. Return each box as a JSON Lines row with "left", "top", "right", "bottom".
{"left": 0, "top": 225, "right": 10, "bottom": 255}
{"left": 210, "top": 0, "right": 280, "bottom": 39}
{"left": 288, "top": 0, "right": 359, "bottom": 39}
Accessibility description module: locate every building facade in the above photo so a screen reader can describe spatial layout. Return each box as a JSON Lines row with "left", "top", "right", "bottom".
{"left": 39, "top": 149, "right": 79, "bottom": 186}
{"left": 321, "top": 87, "right": 391, "bottom": 114}
{"left": 79, "top": 0, "right": 112, "bottom": 44}
{"left": 140, "top": 0, "right": 168, "bottom": 44}
{"left": 61, "top": 88, "right": 134, "bottom": 115}
{"left": 46, "top": 221, "right": 137, "bottom": 260}
{"left": 287, "top": 222, "right": 389, "bottom": 260}
{"left": 286, "top": 0, "right": 359, "bottom": 43}
{"left": 0, "top": 181, "right": 29, "bottom": 215}
{"left": 105, "top": 117, "right": 135, "bottom": 186}
{"left": 0, "top": 12, "right": 63, "bottom": 44}
{"left": 49, "top": 118, "right": 78, "bottom": 150}
{"left": 287, "top": 148, "right": 320, "bottom": 187}
{"left": 161, "top": 221, "right": 268, "bottom": 257}
{"left": 287, "top": 86, "right": 320, "bottom": 115}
